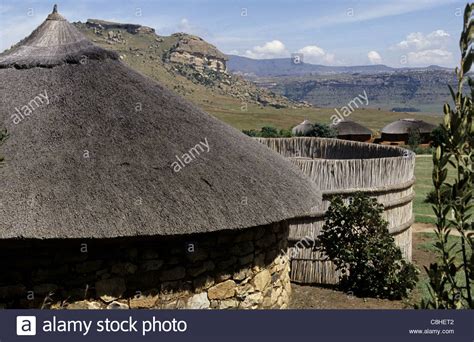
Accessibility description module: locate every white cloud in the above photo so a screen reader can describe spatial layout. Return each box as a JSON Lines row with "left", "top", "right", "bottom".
{"left": 178, "top": 18, "right": 192, "bottom": 32}
{"left": 367, "top": 50, "right": 382, "bottom": 64}
{"left": 392, "top": 29, "right": 453, "bottom": 66}
{"left": 245, "top": 40, "right": 288, "bottom": 59}
{"left": 395, "top": 29, "right": 450, "bottom": 50}
{"left": 298, "top": 45, "right": 335, "bottom": 64}
{"left": 407, "top": 49, "right": 453, "bottom": 65}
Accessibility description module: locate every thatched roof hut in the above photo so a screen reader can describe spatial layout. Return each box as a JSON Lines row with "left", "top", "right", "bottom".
{"left": 0, "top": 6, "right": 320, "bottom": 239}
{"left": 291, "top": 119, "right": 313, "bottom": 136}
{"left": 0, "top": 6, "right": 319, "bottom": 309}
{"left": 381, "top": 118, "right": 436, "bottom": 143}
{"left": 330, "top": 120, "right": 372, "bottom": 142}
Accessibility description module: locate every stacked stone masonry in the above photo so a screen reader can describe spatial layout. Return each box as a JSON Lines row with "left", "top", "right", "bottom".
{"left": 0, "top": 222, "right": 291, "bottom": 309}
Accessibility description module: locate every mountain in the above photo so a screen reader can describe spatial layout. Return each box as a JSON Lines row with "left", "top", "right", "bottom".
{"left": 228, "top": 55, "right": 455, "bottom": 113}
{"left": 73, "top": 20, "right": 306, "bottom": 109}
{"left": 71, "top": 19, "right": 441, "bottom": 132}
{"left": 227, "top": 55, "right": 451, "bottom": 78}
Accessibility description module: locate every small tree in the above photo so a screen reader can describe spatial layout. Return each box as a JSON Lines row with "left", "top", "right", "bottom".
{"left": 308, "top": 123, "right": 337, "bottom": 138}
{"left": 407, "top": 128, "right": 421, "bottom": 149}
{"left": 418, "top": 3, "right": 473, "bottom": 309}
{"left": 430, "top": 125, "right": 448, "bottom": 147}
{"left": 259, "top": 126, "right": 279, "bottom": 138}
{"left": 319, "top": 192, "right": 418, "bottom": 299}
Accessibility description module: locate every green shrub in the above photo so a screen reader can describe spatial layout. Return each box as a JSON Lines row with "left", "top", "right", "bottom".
{"left": 430, "top": 125, "right": 448, "bottom": 147}
{"left": 424, "top": 186, "right": 450, "bottom": 204}
{"left": 242, "top": 129, "right": 259, "bottom": 137}
{"left": 319, "top": 192, "right": 418, "bottom": 299}
{"left": 279, "top": 128, "right": 293, "bottom": 137}
{"left": 308, "top": 123, "right": 337, "bottom": 138}
{"left": 407, "top": 128, "right": 421, "bottom": 149}
{"left": 259, "top": 126, "right": 279, "bottom": 138}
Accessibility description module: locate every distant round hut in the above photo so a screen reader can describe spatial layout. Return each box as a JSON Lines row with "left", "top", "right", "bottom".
{"left": 291, "top": 119, "right": 313, "bottom": 136}
{"left": 0, "top": 6, "right": 321, "bottom": 309}
{"left": 381, "top": 119, "right": 437, "bottom": 144}
{"left": 256, "top": 138, "right": 415, "bottom": 284}
{"left": 330, "top": 120, "right": 372, "bottom": 142}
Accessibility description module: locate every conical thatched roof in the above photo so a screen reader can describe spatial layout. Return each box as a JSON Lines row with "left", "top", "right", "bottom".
{"left": 330, "top": 120, "right": 372, "bottom": 136}
{"left": 0, "top": 5, "right": 117, "bottom": 69}
{"left": 0, "top": 6, "right": 321, "bottom": 239}
{"left": 292, "top": 120, "right": 313, "bottom": 136}
{"left": 381, "top": 119, "right": 436, "bottom": 134}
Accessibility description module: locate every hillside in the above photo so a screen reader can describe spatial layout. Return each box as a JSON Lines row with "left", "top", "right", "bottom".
{"left": 74, "top": 19, "right": 441, "bottom": 131}
{"left": 74, "top": 20, "right": 304, "bottom": 110}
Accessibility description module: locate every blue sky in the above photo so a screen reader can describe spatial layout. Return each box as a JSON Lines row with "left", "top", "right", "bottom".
{"left": 0, "top": 0, "right": 468, "bottom": 67}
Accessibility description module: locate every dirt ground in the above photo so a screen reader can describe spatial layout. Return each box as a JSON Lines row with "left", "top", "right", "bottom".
{"left": 290, "top": 224, "right": 437, "bottom": 309}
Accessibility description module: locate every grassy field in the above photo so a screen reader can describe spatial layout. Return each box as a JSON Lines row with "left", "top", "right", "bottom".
{"left": 413, "top": 155, "right": 462, "bottom": 224}
{"left": 202, "top": 102, "right": 441, "bottom": 134}
{"left": 413, "top": 156, "right": 437, "bottom": 224}
{"left": 415, "top": 232, "right": 473, "bottom": 301}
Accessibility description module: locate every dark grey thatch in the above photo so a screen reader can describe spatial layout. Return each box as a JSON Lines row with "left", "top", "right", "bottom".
{"left": 330, "top": 120, "right": 372, "bottom": 137}
{"left": 0, "top": 5, "right": 117, "bottom": 69}
{"left": 381, "top": 119, "right": 437, "bottom": 135}
{"left": 0, "top": 7, "right": 321, "bottom": 239}
{"left": 291, "top": 120, "right": 313, "bottom": 136}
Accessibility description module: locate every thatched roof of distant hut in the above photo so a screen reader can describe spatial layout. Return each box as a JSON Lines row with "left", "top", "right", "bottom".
{"left": 381, "top": 119, "right": 437, "bottom": 135}
{"left": 292, "top": 120, "right": 313, "bottom": 136}
{"left": 0, "top": 6, "right": 321, "bottom": 239}
{"left": 330, "top": 120, "right": 372, "bottom": 137}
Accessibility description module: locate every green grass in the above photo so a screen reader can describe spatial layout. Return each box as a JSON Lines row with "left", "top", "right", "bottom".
{"left": 415, "top": 232, "right": 473, "bottom": 301}
{"left": 414, "top": 156, "right": 437, "bottom": 224}
{"left": 413, "top": 155, "right": 462, "bottom": 224}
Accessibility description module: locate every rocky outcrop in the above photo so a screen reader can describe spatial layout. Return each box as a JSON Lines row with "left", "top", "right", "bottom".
{"left": 167, "top": 33, "right": 227, "bottom": 73}
{"left": 85, "top": 19, "right": 155, "bottom": 34}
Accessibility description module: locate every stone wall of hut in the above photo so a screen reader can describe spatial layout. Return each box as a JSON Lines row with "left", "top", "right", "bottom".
{"left": 0, "top": 222, "right": 291, "bottom": 309}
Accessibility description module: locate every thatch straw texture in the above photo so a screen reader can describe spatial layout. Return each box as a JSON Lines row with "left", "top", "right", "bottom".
{"left": 291, "top": 120, "right": 313, "bottom": 136}
{"left": 0, "top": 8, "right": 117, "bottom": 69}
{"left": 330, "top": 120, "right": 372, "bottom": 141}
{"left": 256, "top": 137, "right": 415, "bottom": 284}
{"left": 0, "top": 8, "right": 322, "bottom": 239}
{"left": 382, "top": 118, "right": 437, "bottom": 134}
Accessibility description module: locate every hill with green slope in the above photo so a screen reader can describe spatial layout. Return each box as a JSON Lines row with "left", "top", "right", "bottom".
{"left": 74, "top": 19, "right": 442, "bottom": 132}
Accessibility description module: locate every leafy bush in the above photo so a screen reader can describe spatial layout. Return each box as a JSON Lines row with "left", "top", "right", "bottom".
{"left": 279, "top": 128, "right": 293, "bottom": 137}
{"left": 319, "top": 192, "right": 418, "bottom": 299}
{"left": 430, "top": 125, "right": 448, "bottom": 147}
{"left": 407, "top": 128, "right": 421, "bottom": 149}
{"left": 242, "top": 126, "right": 293, "bottom": 138}
{"left": 307, "top": 123, "right": 337, "bottom": 138}
{"left": 242, "top": 129, "right": 259, "bottom": 137}
{"left": 259, "top": 126, "right": 279, "bottom": 138}
{"left": 424, "top": 185, "right": 450, "bottom": 204}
